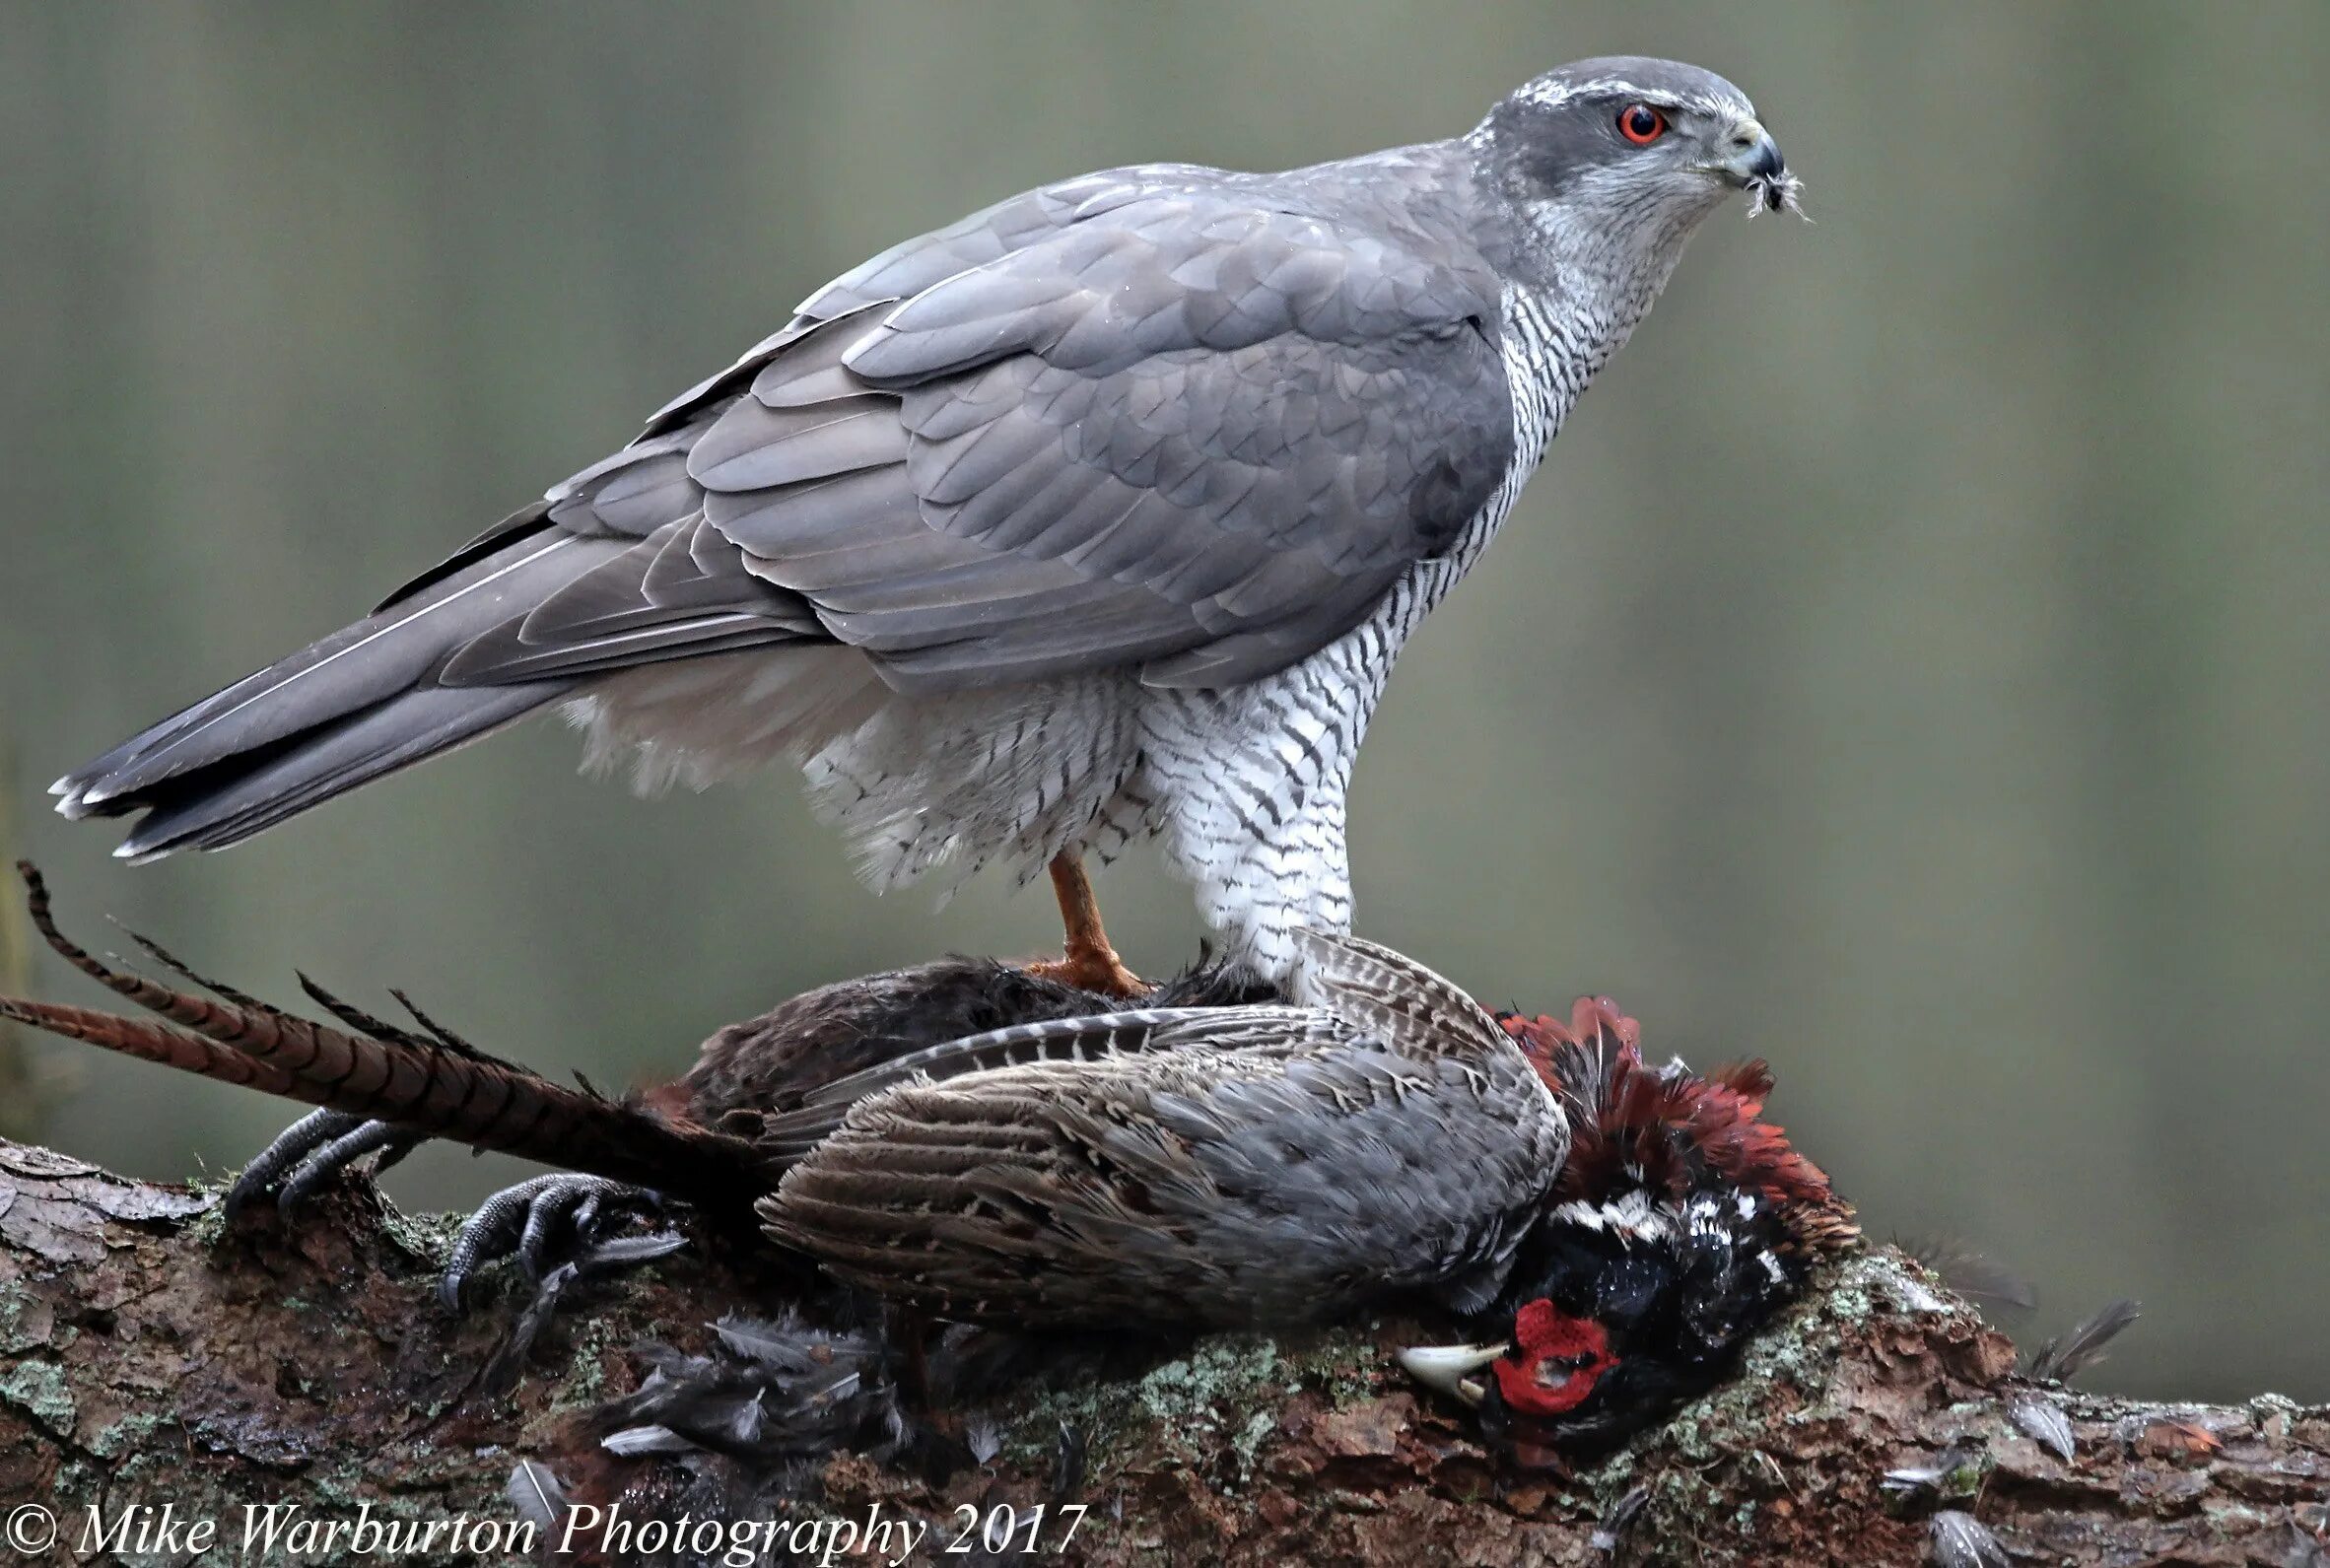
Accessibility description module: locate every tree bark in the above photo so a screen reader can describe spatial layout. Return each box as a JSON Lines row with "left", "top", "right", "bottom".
{"left": 0, "top": 1140, "right": 2324, "bottom": 1566}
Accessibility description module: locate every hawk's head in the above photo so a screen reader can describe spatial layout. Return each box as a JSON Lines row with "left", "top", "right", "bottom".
{"left": 1471, "top": 56, "right": 1801, "bottom": 293}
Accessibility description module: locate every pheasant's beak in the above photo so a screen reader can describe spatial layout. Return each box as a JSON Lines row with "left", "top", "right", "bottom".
{"left": 1396, "top": 1341, "right": 1508, "bottom": 1407}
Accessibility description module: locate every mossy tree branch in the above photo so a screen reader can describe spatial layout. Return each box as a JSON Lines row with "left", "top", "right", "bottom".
{"left": 1, "top": 1139, "right": 2325, "bottom": 1566}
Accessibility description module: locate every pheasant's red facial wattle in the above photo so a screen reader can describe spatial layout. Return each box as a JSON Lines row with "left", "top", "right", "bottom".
{"left": 1492, "top": 1299, "right": 1618, "bottom": 1416}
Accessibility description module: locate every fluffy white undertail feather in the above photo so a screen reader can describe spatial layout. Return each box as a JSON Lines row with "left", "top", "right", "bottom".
{"left": 566, "top": 645, "right": 885, "bottom": 795}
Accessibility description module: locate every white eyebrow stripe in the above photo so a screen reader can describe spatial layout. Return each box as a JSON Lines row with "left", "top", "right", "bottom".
{"left": 1512, "top": 77, "right": 1751, "bottom": 122}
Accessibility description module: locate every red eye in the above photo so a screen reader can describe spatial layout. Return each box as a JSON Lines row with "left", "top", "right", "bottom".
{"left": 1617, "top": 103, "right": 1667, "bottom": 145}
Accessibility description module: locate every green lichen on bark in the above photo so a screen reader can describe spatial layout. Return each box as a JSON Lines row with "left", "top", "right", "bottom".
{"left": 0, "top": 1272, "right": 44, "bottom": 1354}
{"left": 376, "top": 1199, "right": 465, "bottom": 1267}
{"left": 0, "top": 1357, "right": 75, "bottom": 1437}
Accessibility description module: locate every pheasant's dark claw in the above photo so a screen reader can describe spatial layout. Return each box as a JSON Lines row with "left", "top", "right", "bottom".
{"left": 276, "top": 1120, "right": 415, "bottom": 1216}
{"left": 240, "top": 1118, "right": 680, "bottom": 1317}
{"left": 226, "top": 1109, "right": 421, "bottom": 1221}
{"left": 440, "top": 1175, "right": 675, "bottom": 1312}
{"left": 227, "top": 1110, "right": 358, "bottom": 1219}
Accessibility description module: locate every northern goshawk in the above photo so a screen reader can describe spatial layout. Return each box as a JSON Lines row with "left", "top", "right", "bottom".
{"left": 54, "top": 56, "right": 1795, "bottom": 987}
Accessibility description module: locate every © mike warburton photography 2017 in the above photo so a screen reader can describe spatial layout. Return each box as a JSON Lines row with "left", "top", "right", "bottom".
{"left": 33, "top": 1497, "right": 946, "bottom": 1565}
{"left": 0, "top": 5, "right": 2324, "bottom": 1565}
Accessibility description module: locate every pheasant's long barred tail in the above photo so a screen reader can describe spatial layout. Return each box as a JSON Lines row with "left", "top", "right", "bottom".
{"left": 1, "top": 863, "right": 765, "bottom": 1204}
{"left": 0, "top": 990, "right": 303, "bottom": 1095}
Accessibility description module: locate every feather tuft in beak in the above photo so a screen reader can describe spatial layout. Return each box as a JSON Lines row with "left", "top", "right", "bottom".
{"left": 1718, "top": 121, "right": 1807, "bottom": 221}
{"left": 1744, "top": 168, "right": 1809, "bottom": 221}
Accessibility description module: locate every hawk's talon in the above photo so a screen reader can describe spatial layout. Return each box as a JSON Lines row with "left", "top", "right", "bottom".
{"left": 1023, "top": 946, "right": 1148, "bottom": 1001}
{"left": 1030, "top": 852, "right": 1149, "bottom": 999}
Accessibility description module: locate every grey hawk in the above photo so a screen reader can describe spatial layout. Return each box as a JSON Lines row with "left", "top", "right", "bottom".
{"left": 54, "top": 56, "right": 1795, "bottom": 988}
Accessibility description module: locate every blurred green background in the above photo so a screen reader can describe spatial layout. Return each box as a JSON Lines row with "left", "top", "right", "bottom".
{"left": 3, "top": 4, "right": 2325, "bottom": 1403}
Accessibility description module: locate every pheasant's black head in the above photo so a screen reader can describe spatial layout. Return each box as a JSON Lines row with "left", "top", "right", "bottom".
{"left": 1403, "top": 997, "right": 1857, "bottom": 1462}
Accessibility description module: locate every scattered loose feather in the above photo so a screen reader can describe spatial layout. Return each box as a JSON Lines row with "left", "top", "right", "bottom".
{"left": 2028, "top": 1299, "right": 2142, "bottom": 1384}
{"left": 600, "top": 1424, "right": 693, "bottom": 1458}
{"left": 1592, "top": 1486, "right": 1651, "bottom": 1554}
{"left": 1930, "top": 1511, "right": 2009, "bottom": 1568}
{"left": 1894, "top": 1234, "right": 2038, "bottom": 1317}
{"left": 1883, "top": 1442, "right": 1981, "bottom": 1501}
{"left": 2008, "top": 1396, "right": 2078, "bottom": 1463}
{"left": 505, "top": 1462, "right": 570, "bottom": 1534}
{"left": 1051, "top": 1421, "right": 1089, "bottom": 1501}
{"left": 479, "top": 1261, "right": 582, "bottom": 1398}
{"left": 588, "top": 1308, "right": 911, "bottom": 1466}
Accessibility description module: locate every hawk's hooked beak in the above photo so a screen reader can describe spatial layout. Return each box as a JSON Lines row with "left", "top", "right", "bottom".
{"left": 1716, "top": 118, "right": 1802, "bottom": 216}
{"left": 1397, "top": 1340, "right": 1508, "bottom": 1407}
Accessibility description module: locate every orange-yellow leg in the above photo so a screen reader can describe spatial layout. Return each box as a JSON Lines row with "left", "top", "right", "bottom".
{"left": 1024, "top": 852, "right": 1147, "bottom": 999}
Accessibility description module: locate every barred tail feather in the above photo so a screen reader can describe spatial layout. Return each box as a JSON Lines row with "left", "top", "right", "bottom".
{"left": 0, "top": 993, "right": 300, "bottom": 1096}
{"left": 4, "top": 863, "right": 767, "bottom": 1206}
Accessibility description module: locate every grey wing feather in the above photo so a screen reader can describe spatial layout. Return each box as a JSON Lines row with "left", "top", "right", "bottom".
{"left": 437, "top": 517, "right": 818, "bottom": 685}
{"left": 52, "top": 412, "right": 812, "bottom": 846}
{"left": 630, "top": 173, "right": 1155, "bottom": 440}
{"left": 683, "top": 165, "right": 1514, "bottom": 693}
{"left": 760, "top": 1037, "right": 1565, "bottom": 1329}
{"left": 109, "top": 683, "right": 554, "bottom": 858}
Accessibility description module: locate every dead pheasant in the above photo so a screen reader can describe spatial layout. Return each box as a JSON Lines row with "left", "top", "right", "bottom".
{"left": 0, "top": 865, "right": 1853, "bottom": 1460}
